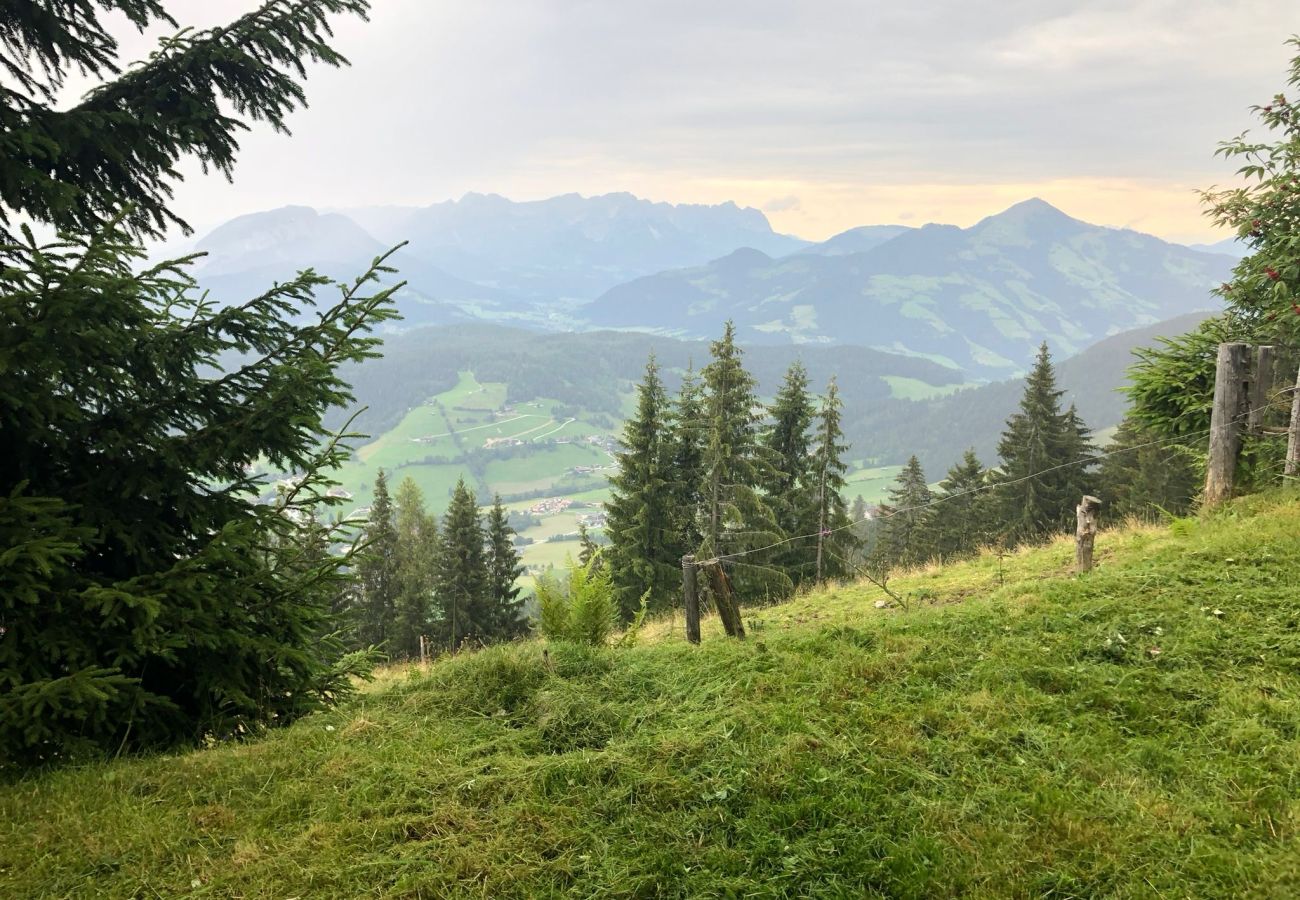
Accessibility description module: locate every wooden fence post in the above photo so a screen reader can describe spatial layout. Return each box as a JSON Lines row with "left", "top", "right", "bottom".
{"left": 1287, "top": 361, "right": 1300, "bottom": 478}
{"left": 702, "top": 561, "right": 746, "bottom": 640}
{"left": 419, "top": 634, "right": 428, "bottom": 666}
{"left": 1249, "top": 345, "right": 1276, "bottom": 434}
{"left": 1205, "top": 342, "right": 1249, "bottom": 507}
{"left": 1075, "top": 495, "right": 1101, "bottom": 574}
{"left": 682, "top": 554, "right": 700, "bottom": 645}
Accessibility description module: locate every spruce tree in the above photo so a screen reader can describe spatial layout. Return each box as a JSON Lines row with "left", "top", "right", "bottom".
{"left": 875, "top": 456, "right": 933, "bottom": 570}
{"left": 0, "top": 0, "right": 372, "bottom": 242}
{"left": 606, "top": 356, "right": 677, "bottom": 617}
{"left": 699, "top": 322, "right": 787, "bottom": 597}
{"left": 355, "top": 470, "right": 399, "bottom": 648}
{"left": 763, "top": 361, "right": 817, "bottom": 582}
{"left": 665, "top": 364, "right": 707, "bottom": 558}
{"left": 929, "top": 450, "right": 989, "bottom": 563}
{"left": 811, "top": 377, "right": 854, "bottom": 583}
{"left": 1059, "top": 404, "right": 1097, "bottom": 506}
{"left": 1097, "top": 417, "right": 1199, "bottom": 522}
{"left": 390, "top": 477, "right": 437, "bottom": 660}
{"left": 484, "top": 496, "right": 526, "bottom": 640}
{"left": 992, "top": 343, "right": 1091, "bottom": 545}
{"left": 433, "top": 479, "right": 489, "bottom": 651}
{"left": 0, "top": 0, "right": 385, "bottom": 766}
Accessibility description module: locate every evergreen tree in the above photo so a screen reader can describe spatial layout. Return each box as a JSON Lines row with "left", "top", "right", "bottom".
{"left": 390, "top": 477, "right": 437, "bottom": 660}
{"left": 811, "top": 377, "right": 855, "bottom": 583}
{"left": 875, "top": 456, "right": 933, "bottom": 570}
{"left": 928, "top": 449, "right": 989, "bottom": 563}
{"left": 0, "top": 0, "right": 371, "bottom": 243}
{"left": 1097, "top": 417, "right": 1199, "bottom": 522}
{"left": 1060, "top": 404, "right": 1097, "bottom": 506}
{"left": 0, "top": 4, "right": 390, "bottom": 766}
{"left": 992, "top": 343, "right": 1093, "bottom": 546}
{"left": 665, "top": 364, "right": 707, "bottom": 557}
{"left": 433, "top": 479, "right": 489, "bottom": 651}
{"left": 484, "top": 495, "right": 526, "bottom": 640}
{"left": 699, "top": 322, "right": 788, "bottom": 597}
{"left": 606, "top": 356, "right": 678, "bottom": 617}
{"left": 763, "top": 361, "right": 818, "bottom": 582}
{"left": 355, "top": 469, "right": 399, "bottom": 648}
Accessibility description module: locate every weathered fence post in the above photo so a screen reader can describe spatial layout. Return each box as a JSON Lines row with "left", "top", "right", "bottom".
{"left": 702, "top": 561, "right": 746, "bottom": 640}
{"left": 1205, "top": 342, "right": 1249, "bottom": 507}
{"left": 1287, "top": 361, "right": 1300, "bottom": 478}
{"left": 682, "top": 554, "right": 700, "bottom": 644}
{"left": 1075, "top": 495, "right": 1102, "bottom": 574}
{"left": 1249, "top": 345, "right": 1276, "bottom": 434}
{"left": 419, "top": 634, "right": 428, "bottom": 666}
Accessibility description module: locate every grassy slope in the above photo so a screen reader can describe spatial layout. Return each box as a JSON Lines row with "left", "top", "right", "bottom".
{"left": 5, "top": 491, "right": 1300, "bottom": 897}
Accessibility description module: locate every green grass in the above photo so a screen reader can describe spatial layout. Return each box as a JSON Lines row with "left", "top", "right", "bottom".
{"left": 328, "top": 373, "right": 618, "bottom": 514}
{"left": 881, "top": 375, "right": 972, "bottom": 401}
{"left": 6, "top": 490, "right": 1300, "bottom": 897}
{"left": 844, "top": 464, "right": 903, "bottom": 504}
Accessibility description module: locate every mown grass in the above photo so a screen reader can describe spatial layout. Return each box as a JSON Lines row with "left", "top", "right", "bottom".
{"left": 5, "top": 491, "right": 1300, "bottom": 897}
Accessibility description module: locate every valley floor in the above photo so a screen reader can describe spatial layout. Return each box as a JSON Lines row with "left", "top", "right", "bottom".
{"left": 4, "top": 491, "right": 1300, "bottom": 897}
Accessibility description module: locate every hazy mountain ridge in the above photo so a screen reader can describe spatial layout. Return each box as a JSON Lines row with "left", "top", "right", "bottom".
{"left": 338, "top": 191, "right": 809, "bottom": 301}
{"left": 584, "top": 199, "right": 1230, "bottom": 378}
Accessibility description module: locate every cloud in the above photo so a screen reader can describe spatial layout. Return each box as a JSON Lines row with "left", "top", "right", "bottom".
{"left": 763, "top": 195, "right": 802, "bottom": 213}
{"left": 94, "top": 0, "right": 1297, "bottom": 243}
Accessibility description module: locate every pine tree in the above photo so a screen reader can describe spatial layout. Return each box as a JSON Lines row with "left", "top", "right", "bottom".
{"left": 390, "top": 477, "right": 437, "bottom": 660}
{"left": 1059, "top": 404, "right": 1097, "bottom": 507}
{"left": 928, "top": 449, "right": 989, "bottom": 563}
{"left": 0, "top": 0, "right": 372, "bottom": 242}
{"left": 665, "top": 364, "right": 707, "bottom": 557}
{"left": 433, "top": 479, "right": 489, "bottom": 651}
{"left": 811, "top": 377, "right": 854, "bottom": 583}
{"left": 875, "top": 456, "right": 933, "bottom": 570}
{"left": 699, "top": 322, "right": 787, "bottom": 597}
{"left": 355, "top": 470, "right": 399, "bottom": 648}
{"left": 484, "top": 496, "right": 526, "bottom": 640}
{"left": 605, "top": 356, "right": 677, "bottom": 617}
{"left": 1097, "top": 417, "right": 1199, "bottom": 522}
{"left": 992, "top": 343, "right": 1093, "bottom": 546}
{"left": 763, "top": 361, "right": 817, "bottom": 582}
{"left": 0, "top": 0, "right": 385, "bottom": 767}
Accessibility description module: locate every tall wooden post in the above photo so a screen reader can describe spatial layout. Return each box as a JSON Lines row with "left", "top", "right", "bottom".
{"left": 682, "top": 554, "right": 700, "bottom": 645}
{"left": 1249, "top": 345, "right": 1276, "bottom": 434}
{"left": 419, "top": 634, "right": 428, "bottom": 666}
{"left": 1075, "top": 495, "right": 1101, "bottom": 574}
{"left": 1205, "top": 342, "right": 1249, "bottom": 507}
{"left": 1286, "top": 361, "right": 1300, "bottom": 478}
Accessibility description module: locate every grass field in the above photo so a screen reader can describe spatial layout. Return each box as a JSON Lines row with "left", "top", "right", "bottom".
{"left": 5, "top": 489, "right": 1300, "bottom": 897}
{"left": 882, "top": 375, "right": 973, "bottom": 401}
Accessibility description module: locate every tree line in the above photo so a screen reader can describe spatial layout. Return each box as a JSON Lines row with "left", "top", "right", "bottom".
{"left": 602, "top": 321, "right": 857, "bottom": 618}
{"left": 865, "top": 343, "right": 1199, "bottom": 574}
{"left": 347, "top": 474, "right": 528, "bottom": 657}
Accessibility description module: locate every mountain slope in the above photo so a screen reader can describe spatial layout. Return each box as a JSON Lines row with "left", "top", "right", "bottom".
{"left": 857, "top": 310, "right": 1217, "bottom": 475}
{"left": 342, "top": 191, "right": 810, "bottom": 301}
{"left": 585, "top": 199, "right": 1231, "bottom": 378}
{"left": 190, "top": 206, "right": 525, "bottom": 328}
{"left": 6, "top": 489, "right": 1299, "bottom": 896}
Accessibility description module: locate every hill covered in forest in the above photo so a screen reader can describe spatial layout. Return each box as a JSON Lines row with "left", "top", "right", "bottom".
{"left": 6, "top": 489, "right": 1297, "bottom": 896}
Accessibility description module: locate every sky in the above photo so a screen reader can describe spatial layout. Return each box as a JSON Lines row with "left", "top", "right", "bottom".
{"left": 84, "top": 0, "right": 1299, "bottom": 243}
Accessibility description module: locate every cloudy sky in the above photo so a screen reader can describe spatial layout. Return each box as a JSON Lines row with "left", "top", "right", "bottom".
{"left": 95, "top": 0, "right": 1298, "bottom": 242}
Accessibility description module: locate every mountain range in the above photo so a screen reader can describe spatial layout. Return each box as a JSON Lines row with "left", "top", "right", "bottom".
{"left": 585, "top": 198, "right": 1232, "bottom": 377}
{"left": 185, "top": 192, "right": 1232, "bottom": 381}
